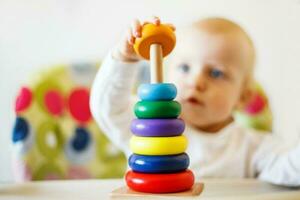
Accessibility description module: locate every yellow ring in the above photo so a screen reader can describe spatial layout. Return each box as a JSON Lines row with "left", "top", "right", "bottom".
{"left": 130, "top": 135, "right": 187, "bottom": 155}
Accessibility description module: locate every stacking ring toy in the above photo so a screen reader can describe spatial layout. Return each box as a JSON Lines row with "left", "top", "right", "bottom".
{"left": 130, "top": 118, "right": 185, "bottom": 137}
{"left": 128, "top": 21, "right": 195, "bottom": 194}
{"left": 138, "top": 83, "right": 177, "bottom": 101}
{"left": 130, "top": 135, "right": 187, "bottom": 155}
{"left": 134, "top": 24, "right": 176, "bottom": 60}
{"left": 129, "top": 153, "right": 189, "bottom": 173}
{"left": 125, "top": 170, "right": 194, "bottom": 193}
{"left": 134, "top": 101, "right": 181, "bottom": 119}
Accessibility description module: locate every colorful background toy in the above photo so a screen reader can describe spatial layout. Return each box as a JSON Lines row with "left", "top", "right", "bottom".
{"left": 12, "top": 63, "right": 127, "bottom": 181}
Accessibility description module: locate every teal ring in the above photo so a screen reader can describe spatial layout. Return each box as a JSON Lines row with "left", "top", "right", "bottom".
{"left": 138, "top": 83, "right": 177, "bottom": 101}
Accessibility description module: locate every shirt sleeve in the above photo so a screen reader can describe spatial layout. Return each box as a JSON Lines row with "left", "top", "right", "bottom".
{"left": 90, "top": 52, "right": 141, "bottom": 157}
{"left": 252, "top": 134, "right": 300, "bottom": 187}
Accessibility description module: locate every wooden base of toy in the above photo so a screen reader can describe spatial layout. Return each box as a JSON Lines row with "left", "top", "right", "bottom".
{"left": 110, "top": 182, "right": 204, "bottom": 199}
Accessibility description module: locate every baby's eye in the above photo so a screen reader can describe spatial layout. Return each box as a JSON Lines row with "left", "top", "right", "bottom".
{"left": 178, "top": 64, "right": 190, "bottom": 73}
{"left": 209, "top": 68, "right": 224, "bottom": 79}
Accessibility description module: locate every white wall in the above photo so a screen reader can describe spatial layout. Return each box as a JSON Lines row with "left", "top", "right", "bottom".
{"left": 1, "top": 0, "right": 300, "bottom": 182}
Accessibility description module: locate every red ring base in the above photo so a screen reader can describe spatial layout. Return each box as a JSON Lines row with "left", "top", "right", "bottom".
{"left": 125, "top": 170, "right": 194, "bottom": 193}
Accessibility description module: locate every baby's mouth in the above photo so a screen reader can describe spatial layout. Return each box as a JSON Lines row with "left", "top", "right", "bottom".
{"left": 186, "top": 97, "right": 204, "bottom": 106}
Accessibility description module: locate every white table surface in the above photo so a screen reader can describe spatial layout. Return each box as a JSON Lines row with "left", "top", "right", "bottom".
{"left": 0, "top": 179, "right": 299, "bottom": 200}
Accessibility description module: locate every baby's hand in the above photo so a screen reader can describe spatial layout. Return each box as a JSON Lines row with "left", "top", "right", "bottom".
{"left": 112, "top": 17, "right": 175, "bottom": 62}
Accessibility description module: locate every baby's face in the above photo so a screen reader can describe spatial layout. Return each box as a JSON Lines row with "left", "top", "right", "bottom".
{"left": 167, "top": 28, "right": 250, "bottom": 131}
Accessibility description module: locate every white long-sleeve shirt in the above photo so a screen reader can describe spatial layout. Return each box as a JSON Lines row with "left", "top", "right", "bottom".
{"left": 90, "top": 52, "right": 300, "bottom": 187}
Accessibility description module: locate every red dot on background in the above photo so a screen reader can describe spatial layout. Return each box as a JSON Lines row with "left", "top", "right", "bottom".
{"left": 68, "top": 88, "right": 91, "bottom": 124}
{"left": 245, "top": 93, "right": 266, "bottom": 115}
{"left": 44, "top": 90, "right": 64, "bottom": 116}
{"left": 15, "top": 87, "right": 32, "bottom": 113}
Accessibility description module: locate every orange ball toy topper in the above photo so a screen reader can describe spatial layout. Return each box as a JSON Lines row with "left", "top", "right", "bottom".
{"left": 134, "top": 23, "right": 176, "bottom": 83}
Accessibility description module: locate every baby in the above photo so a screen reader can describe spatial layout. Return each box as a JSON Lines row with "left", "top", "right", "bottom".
{"left": 90, "top": 17, "right": 300, "bottom": 186}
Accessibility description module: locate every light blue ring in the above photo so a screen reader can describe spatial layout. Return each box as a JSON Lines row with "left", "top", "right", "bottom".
{"left": 138, "top": 83, "right": 177, "bottom": 101}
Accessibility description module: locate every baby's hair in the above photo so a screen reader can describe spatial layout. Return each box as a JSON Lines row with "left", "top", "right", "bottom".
{"left": 192, "top": 17, "right": 256, "bottom": 88}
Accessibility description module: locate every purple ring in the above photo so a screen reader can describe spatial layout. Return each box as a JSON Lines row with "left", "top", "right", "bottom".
{"left": 131, "top": 119, "right": 185, "bottom": 137}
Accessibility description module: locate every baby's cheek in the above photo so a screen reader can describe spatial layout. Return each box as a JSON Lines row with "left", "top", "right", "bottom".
{"left": 211, "top": 95, "right": 235, "bottom": 118}
{"left": 166, "top": 67, "right": 179, "bottom": 82}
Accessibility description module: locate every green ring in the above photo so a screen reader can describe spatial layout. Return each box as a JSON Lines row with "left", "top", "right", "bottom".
{"left": 36, "top": 121, "right": 64, "bottom": 159}
{"left": 134, "top": 101, "right": 181, "bottom": 119}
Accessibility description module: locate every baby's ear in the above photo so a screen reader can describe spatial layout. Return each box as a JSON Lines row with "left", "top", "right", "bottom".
{"left": 236, "top": 83, "right": 255, "bottom": 110}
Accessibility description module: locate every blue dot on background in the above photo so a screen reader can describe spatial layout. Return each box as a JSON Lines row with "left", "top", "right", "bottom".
{"left": 71, "top": 127, "right": 91, "bottom": 151}
{"left": 12, "top": 117, "right": 29, "bottom": 143}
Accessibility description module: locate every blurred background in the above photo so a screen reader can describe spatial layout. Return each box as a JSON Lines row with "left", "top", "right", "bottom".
{"left": 1, "top": 0, "right": 300, "bottom": 182}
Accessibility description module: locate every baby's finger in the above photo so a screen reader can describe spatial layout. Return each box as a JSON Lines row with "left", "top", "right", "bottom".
{"left": 141, "top": 21, "right": 149, "bottom": 26}
{"left": 142, "top": 16, "right": 160, "bottom": 26}
{"left": 151, "top": 16, "right": 160, "bottom": 25}
{"left": 131, "top": 19, "right": 142, "bottom": 38}
{"left": 126, "top": 27, "right": 135, "bottom": 45}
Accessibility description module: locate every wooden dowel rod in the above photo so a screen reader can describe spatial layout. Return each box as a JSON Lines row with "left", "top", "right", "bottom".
{"left": 150, "top": 44, "right": 163, "bottom": 83}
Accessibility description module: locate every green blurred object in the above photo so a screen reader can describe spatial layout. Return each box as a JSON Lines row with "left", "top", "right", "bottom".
{"left": 234, "top": 82, "right": 273, "bottom": 132}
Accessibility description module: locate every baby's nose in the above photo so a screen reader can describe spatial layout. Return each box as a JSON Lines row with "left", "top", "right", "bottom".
{"left": 194, "top": 75, "right": 207, "bottom": 92}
